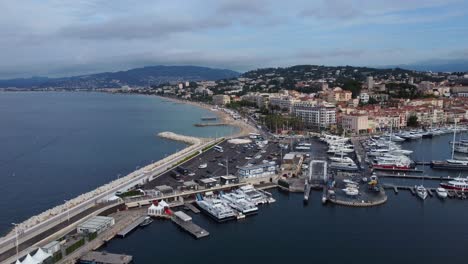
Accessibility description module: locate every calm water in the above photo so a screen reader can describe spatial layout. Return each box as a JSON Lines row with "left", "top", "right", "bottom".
{"left": 0, "top": 92, "right": 237, "bottom": 235}
{"left": 101, "top": 133, "right": 468, "bottom": 263}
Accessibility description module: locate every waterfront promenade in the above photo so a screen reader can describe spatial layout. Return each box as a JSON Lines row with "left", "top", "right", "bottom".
{"left": 0, "top": 135, "right": 220, "bottom": 263}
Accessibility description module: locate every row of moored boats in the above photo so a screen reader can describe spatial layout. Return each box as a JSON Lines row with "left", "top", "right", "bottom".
{"left": 195, "top": 185, "right": 275, "bottom": 222}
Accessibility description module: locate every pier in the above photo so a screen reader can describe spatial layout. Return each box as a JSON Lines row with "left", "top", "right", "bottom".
{"left": 194, "top": 122, "right": 228, "bottom": 127}
{"left": 373, "top": 167, "right": 424, "bottom": 173}
{"left": 201, "top": 116, "right": 217, "bottom": 121}
{"left": 80, "top": 251, "right": 133, "bottom": 264}
{"left": 117, "top": 216, "right": 148, "bottom": 238}
{"left": 171, "top": 211, "right": 209, "bottom": 239}
{"left": 184, "top": 203, "right": 200, "bottom": 214}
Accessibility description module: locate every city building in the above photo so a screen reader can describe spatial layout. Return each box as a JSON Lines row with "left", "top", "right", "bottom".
{"left": 359, "top": 92, "right": 369, "bottom": 103}
{"left": 367, "top": 76, "right": 374, "bottom": 90}
{"left": 292, "top": 103, "right": 336, "bottom": 128}
{"left": 212, "top": 94, "right": 231, "bottom": 106}
{"left": 341, "top": 114, "right": 369, "bottom": 134}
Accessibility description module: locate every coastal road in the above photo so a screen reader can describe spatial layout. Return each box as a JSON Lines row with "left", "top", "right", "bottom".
{"left": 0, "top": 138, "right": 218, "bottom": 263}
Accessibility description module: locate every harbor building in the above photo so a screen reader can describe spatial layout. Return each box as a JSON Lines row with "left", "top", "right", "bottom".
{"left": 220, "top": 175, "right": 239, "bottom": 185}
{"left": 77, "top": 216, "right": 115, "bottom": 235}
{"left": 238, "top": 163, "right": 277, "bottom": 179}
{"left": 212, "top": 94, "right": 231, "bottom": 106}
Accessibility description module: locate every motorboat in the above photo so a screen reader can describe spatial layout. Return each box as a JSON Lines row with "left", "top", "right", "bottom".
{"left": 330, "top": 162, "right": 358, "bottom": 171}
{"left": 220, "top": 192, "right": 258, "bottom": 215}
{"left": 329, "top": 156, "right": 354, "bottom": 163}
{"left": 342, "top": 187, "right": 359, "bottom": 196}
{"left": 415, "top": 185, "right": 428, "bottom": 200}
{"left": 196, "top": 197, "right": 236, "bottom": 222}
{"left": 139, "top": 216, "right": 153, "bottom": 227}
{"left": 436, "top": 187, "right": 448, "bottom": 199}
{"left": 440, "top": 177, "right": 468, "bottom": 191}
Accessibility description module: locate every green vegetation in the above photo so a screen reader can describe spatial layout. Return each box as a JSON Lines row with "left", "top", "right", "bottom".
{"left": 51, "top": 252, "right": 63, "bottom": 263}
{"left": 407, "top": 115, "right": 419, "bottom": 127}
{"left": 386, "top": 83, "right": 422, "bottom": 99}
{"left": 339, "top": 78, "right": 362, "bottom": 98}
{"left": 225, "top": 100, "right": 257, "bottom": 109}
{"left": 65, "top": 238, "right": 85, "bottom": 255}
{"left": 88, "top": 232, "right": 98, "bottom": 241}
{"left": 116, "top": 190, "right": 143, "bottom": 198}
{"left": 260, "top": 114, "right": 304, "bottom": 131}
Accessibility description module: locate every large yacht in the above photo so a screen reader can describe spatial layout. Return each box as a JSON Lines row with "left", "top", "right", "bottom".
{"left": 220, "top": 192, "right": 258, "bottom": 215}
{"left": 440, "top": 177, "right": 468, "bottom": 191}
{"left": 196, "top": 196, "right": 236, "bottom": 222}
{"left": 236, "top": 185, "right": 270, "bottom": 205}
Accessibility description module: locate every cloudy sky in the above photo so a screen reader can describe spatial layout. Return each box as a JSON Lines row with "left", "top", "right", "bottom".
{"left": 1, "top": 0, "right": 468, "bottom": 78}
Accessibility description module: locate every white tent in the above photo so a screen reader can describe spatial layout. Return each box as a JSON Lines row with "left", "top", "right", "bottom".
{"left": 148, "top": 203, "right": 164, "bottom": 216}
{"left": 21, "top": 254, "right": 39, "bottom": 264}
{"left": 159, "top": 200, "right": 169, "bottom": 207}
{"left": 33, "top": 248, "right": 51, "bottom": 263}
{"left": 15, "top": 259, "right": 21, "bottom": 264}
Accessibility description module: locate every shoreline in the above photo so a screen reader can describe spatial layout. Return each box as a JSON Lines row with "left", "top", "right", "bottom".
{"left": 153, "top": 94, "right": 257, "bottom": 138}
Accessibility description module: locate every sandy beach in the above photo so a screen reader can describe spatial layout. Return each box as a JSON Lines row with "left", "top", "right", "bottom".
{"left": 154, "top": 95, "right": 257, "bottom": 138}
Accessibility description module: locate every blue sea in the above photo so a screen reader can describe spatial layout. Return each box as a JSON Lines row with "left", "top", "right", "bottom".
{"left": 0, "top": 92, "right": 236, "bottom": 235}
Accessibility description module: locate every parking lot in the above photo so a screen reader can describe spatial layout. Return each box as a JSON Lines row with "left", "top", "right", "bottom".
{"left": 145, "top": 137, "right": 282, "bottom": 189}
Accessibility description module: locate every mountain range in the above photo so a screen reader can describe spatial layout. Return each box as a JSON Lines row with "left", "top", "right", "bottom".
{"left": 0, "top": 65, "right": 240, "bottom": 89}
{"left": 381, "top": 58, "right": 468, "bottom": 73}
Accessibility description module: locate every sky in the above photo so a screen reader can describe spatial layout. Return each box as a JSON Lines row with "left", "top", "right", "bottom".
{"left": 1, "top": 0, "right": 468, "bottom": 78}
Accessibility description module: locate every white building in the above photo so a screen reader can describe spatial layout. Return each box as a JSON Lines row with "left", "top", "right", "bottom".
{"left": 269, "top": 96, "right": 297, "bottom": 112}
{"left": 359, "top": 93, "right": 369, "bottom": 103}
{"left": 238, "top": 163, "right": 277, "bottom": 179}
{"left": 77, "top": 216, "right": 115, "bottom": 234}
{"left": 292, "top": 103, "right": 336, "bottom": 128}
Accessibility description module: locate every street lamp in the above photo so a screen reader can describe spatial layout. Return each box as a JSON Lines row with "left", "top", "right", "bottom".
{"left": 64, "top": 200, "right": 70, "bottom": 222}
{"left": 12, "top": 223, "right": 19, "bottom": 258}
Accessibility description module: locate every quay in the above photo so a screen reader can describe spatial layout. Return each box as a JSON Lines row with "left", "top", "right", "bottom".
{"left": 80, "top": 251, "right": 133, "bottom": 264}
{"left": 171, "top": 211, "right": 209, "bottom": 239}
{"left": 377, "top": 174, "right": 452, "bottom": 181}
{"left": 117, "top": 216, "right": 148, "bottom": 238}
{"left": 184, "top": 203, "right": 200, "bottom": 214}
{"left": 372, "top": 167, "right": 423, "bottom": 173}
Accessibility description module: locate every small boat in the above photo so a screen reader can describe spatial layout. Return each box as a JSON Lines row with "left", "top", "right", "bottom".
{"left": 415, "top": 185, "right": 428, "bottom": 200}
{"left": 342, "top": 187, "right": 359, "bottom": 196}
{"left": 198, "top": 163, "right": 208, "bottom": 169}
{"left": 139, "top": 216, "right": 153, "bottom": 227}
{"left": 436, "top": 187, "right": 448, "bottom": 199}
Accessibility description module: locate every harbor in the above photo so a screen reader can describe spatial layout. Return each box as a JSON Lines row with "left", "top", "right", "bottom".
{"left": 5, "top": 119, "right": 468, "bottom": 264}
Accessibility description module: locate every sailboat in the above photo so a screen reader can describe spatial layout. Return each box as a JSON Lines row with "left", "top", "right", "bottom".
{"left": 416, "top": 159, "right": 428, "bottom": 200}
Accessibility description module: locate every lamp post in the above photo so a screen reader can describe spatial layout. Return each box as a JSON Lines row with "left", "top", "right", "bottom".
{"left": 64, "top": 200, "right": 70, "bottom": 222}
{"left": 12, "top": 223, "right": 19, "bottom": 258}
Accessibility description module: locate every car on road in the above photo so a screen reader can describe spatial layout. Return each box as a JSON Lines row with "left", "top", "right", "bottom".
{"left": 188, "top": 172, "right": 195, "bottom": 176}
{"left": 255, "top": 155, "right": 262, "bottom": 159}
{"left": 245, "top": 156, "right": 252, "bottom": 160}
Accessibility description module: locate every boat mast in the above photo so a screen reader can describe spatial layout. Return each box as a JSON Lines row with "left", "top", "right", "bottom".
{"left": 452, "top": 120, "right": 457, "bottom": 160}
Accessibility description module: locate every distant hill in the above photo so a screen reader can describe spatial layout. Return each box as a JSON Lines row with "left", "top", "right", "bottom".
{"left": 0, "top": 65, "right": 240, "bottom": 89}
{"left": 382, "top": 59, "right": 468, "bottom": 73}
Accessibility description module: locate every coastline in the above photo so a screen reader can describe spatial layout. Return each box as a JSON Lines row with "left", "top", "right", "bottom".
{"left": 153, "top": 94, "right": 257, "bottom": 138}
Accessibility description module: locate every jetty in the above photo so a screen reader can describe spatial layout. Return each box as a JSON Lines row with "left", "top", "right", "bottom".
{"left": 194, "top": 123, "right": 228, "bottom": 127}
{"left": 171, "top": 211, "right": 209, "bottom": 239}
{"left": 201, "top": 116, "right": 217, "bottom": 121}
{"left": 117, "top": 216, "right": 147, "bottom": 238}
{"left": 157, "top": 131, "right": 205, "bottom": 145}
{"left": 80, "top": 251, "right": 133, "bottom": 264}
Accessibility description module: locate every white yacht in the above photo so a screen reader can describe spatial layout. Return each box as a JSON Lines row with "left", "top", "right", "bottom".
{"left": 436, "top": 187, "right": 448, "bottom": 199}
{"left": 196, "top": 197, "right": 236, "bottom": 222}
{"left": 329, "top": 156, "right": 354, "bottom": 163}
{"left": 342, "top": 187, "right": 359, "bottom": 196}
{"left": 415, "top": 185, "right": 428, "bottom": 200}
{"left": 220, "top": 192, "right": 258, "bottom": 215}
{"left": 236, "top": 185, "right": 269, "bottom": 205}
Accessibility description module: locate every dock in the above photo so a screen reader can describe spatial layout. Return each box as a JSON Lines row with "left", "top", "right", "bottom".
{"left": 80, "top": 251, "right": 133, "bottom": 264}
{"left": 171, "top": 211, "right": 209, "bottom": 239}
{"left": 377, "top": 174, "right": 451, "bottom": 181}
{"left": 201, "top": 116, "right": 217, "bottom": 121}
{"left": 117, "top": 216, "right": 147, "bottom": 238}
{"left": 304, "top": 183, "right": 311, "bottom": 202}
{"left": 184, "top": 203, "right": 200, "bottom": 214}
{"left": 373, "top": 167, "right": 424, "bottom": 173}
